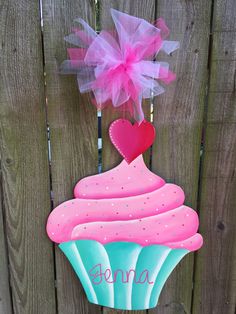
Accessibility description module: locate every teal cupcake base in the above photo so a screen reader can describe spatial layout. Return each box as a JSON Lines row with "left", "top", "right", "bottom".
{"left": 59, "top": 240, "right": 188, "bottom": 310}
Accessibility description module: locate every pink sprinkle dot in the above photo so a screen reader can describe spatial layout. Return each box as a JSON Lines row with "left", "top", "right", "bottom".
{"left": 83, "top": 227, "right": 86, "bottom": 230}
{"left": 182, "top": 224, "right": 185, "bottom": 226}
{"left": 100, "top": 226, "right": 103, "bottom": 228}
{"left": 142, "top": 227, "right": 146, "bottom": 230}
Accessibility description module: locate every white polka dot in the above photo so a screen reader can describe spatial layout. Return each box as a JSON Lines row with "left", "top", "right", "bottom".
{"left": 145, "top": 239, "right": 148, "bottom": 243}
{"left": 128, "top": 176, "right": 131, "bottom": 180}
{"left": 87, "top": 203, "right": 91, "bottom": 206}
{"left": 149, "top": 178, "right": 153, "bottom": 181}
{"left": 61, "top": 214, "right": 65, "bottom": 217}
{"left": 111, "top": 203, "right": 114, "bottom": 206}
{"left": 104, "top": 237, "right": 107, "bottom": 240}
{"left": 164, "top": 224, "right": 168, "bottom": 228}
{"left": 156, "top": 208, "right": 159, "bottom": 211}
{"left": 75, "top": 214, "right": 78, "bottom": 216}
{"left": 129, "top": 214, "right": 132, "bottom": 217}
{"left": 180, "top": 243, "right": 184, "bottom": 247}
{"left": 82, "top": 193, "right": 86, "bottom": 196}
{"left": 105, "top": 186, "right": 109, "bottom": 190}
{"left": 186, "top": 213, "right": 189, "bottom": 217}
{"left": 51, "top": 232, "right": 55, "bottom": 235}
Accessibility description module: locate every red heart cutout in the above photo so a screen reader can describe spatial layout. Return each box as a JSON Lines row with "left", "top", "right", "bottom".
{"left": 109, "top": 119, "right": 156, "bottom": 164}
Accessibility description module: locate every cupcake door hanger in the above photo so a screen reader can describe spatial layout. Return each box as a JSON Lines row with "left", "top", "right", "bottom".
{"left": 46, "top": 9, "right": 203, "bottom": 310}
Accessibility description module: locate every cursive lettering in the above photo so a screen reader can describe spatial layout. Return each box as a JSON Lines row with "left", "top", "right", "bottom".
{"left": 88, "top": 264, "right": 154, "bottom": 285}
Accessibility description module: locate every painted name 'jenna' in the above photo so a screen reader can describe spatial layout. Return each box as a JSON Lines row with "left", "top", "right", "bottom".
{"left": 89, "top": 264, "right": 154, "bottom": 285}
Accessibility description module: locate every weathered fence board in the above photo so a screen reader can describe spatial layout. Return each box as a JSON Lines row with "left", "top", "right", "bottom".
{"left": 0, "top": 0, "right": 56, "bottom": 313}
{"left": 192, "top": 0, "right": 236, "bottom": 313}
{"left": 42, "top": 1, "right": 100, "bottom": 313}
{"left": 99, "top": 1, "right": 156, "bottom": 313}
{"left": 0, "top": 171, "right": 12, "bottom": 313}
{"left": 150, "top": 1, "right": 212, "bottom": 313}
{"left": 100, "top": 0, "right": 154, "bottom": 173}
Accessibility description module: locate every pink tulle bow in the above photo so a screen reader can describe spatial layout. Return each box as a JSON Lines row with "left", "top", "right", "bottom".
{"left": 60, "top": 9, "right": 179, "bottom": 122}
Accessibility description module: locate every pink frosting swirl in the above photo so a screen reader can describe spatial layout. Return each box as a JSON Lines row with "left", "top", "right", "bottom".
{"left": 46, "top": 156, "right": 203, "bottom": 251}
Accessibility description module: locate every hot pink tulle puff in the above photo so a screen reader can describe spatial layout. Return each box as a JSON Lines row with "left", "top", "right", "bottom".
{"left": 60, "top": 9, "right": 179, "bottom": 122}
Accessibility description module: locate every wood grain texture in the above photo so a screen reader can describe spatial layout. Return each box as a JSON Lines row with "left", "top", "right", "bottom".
{"left": 99, "top": 3, "right": 154, "bottom": 314}
{"left": 150, "top": 1, "right": 212, "bottom": 313}
{"left": 100, "top": 0, "right": 154, "bottom": 172}
{"left": 42, "top": 1, "right": 101, "bottom": 313}
{"left": 192, "top": 0, "right": 236, "bottom": 313}
{"left": 0, "top": 0, "right": 57, "bottom": 313}
{"left": 0, "top": 169, "right": 12, "bottom": 314}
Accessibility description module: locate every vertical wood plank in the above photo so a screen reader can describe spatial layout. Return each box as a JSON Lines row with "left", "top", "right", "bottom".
{"left": 0, "top": 0, "right": 57, "bottom": 313}
{"left": 0, "top": 169, "right": 12, "bottom": 314}
{"left": 42, "top": 1, "right": 101, "bottom": 313}
{"left": 100, "top": 0, "right": 154, "bottom": 172}
{"left": 192, "top": 0, "right": 236, "bottom": 313}
{"left": 99, "top": 3, "right": 155, "bottom": 314}
{"left": 150, "top": 1, "right": 212, "bottom": 313}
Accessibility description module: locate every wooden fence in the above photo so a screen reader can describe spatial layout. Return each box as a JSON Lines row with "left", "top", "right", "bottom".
{"left": 0, "top": 0, "right": 235, "bottom": 313}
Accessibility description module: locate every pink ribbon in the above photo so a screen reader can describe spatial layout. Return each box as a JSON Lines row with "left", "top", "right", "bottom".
{"left": 60, "top": 9, "right": 179, "bottom": 122}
